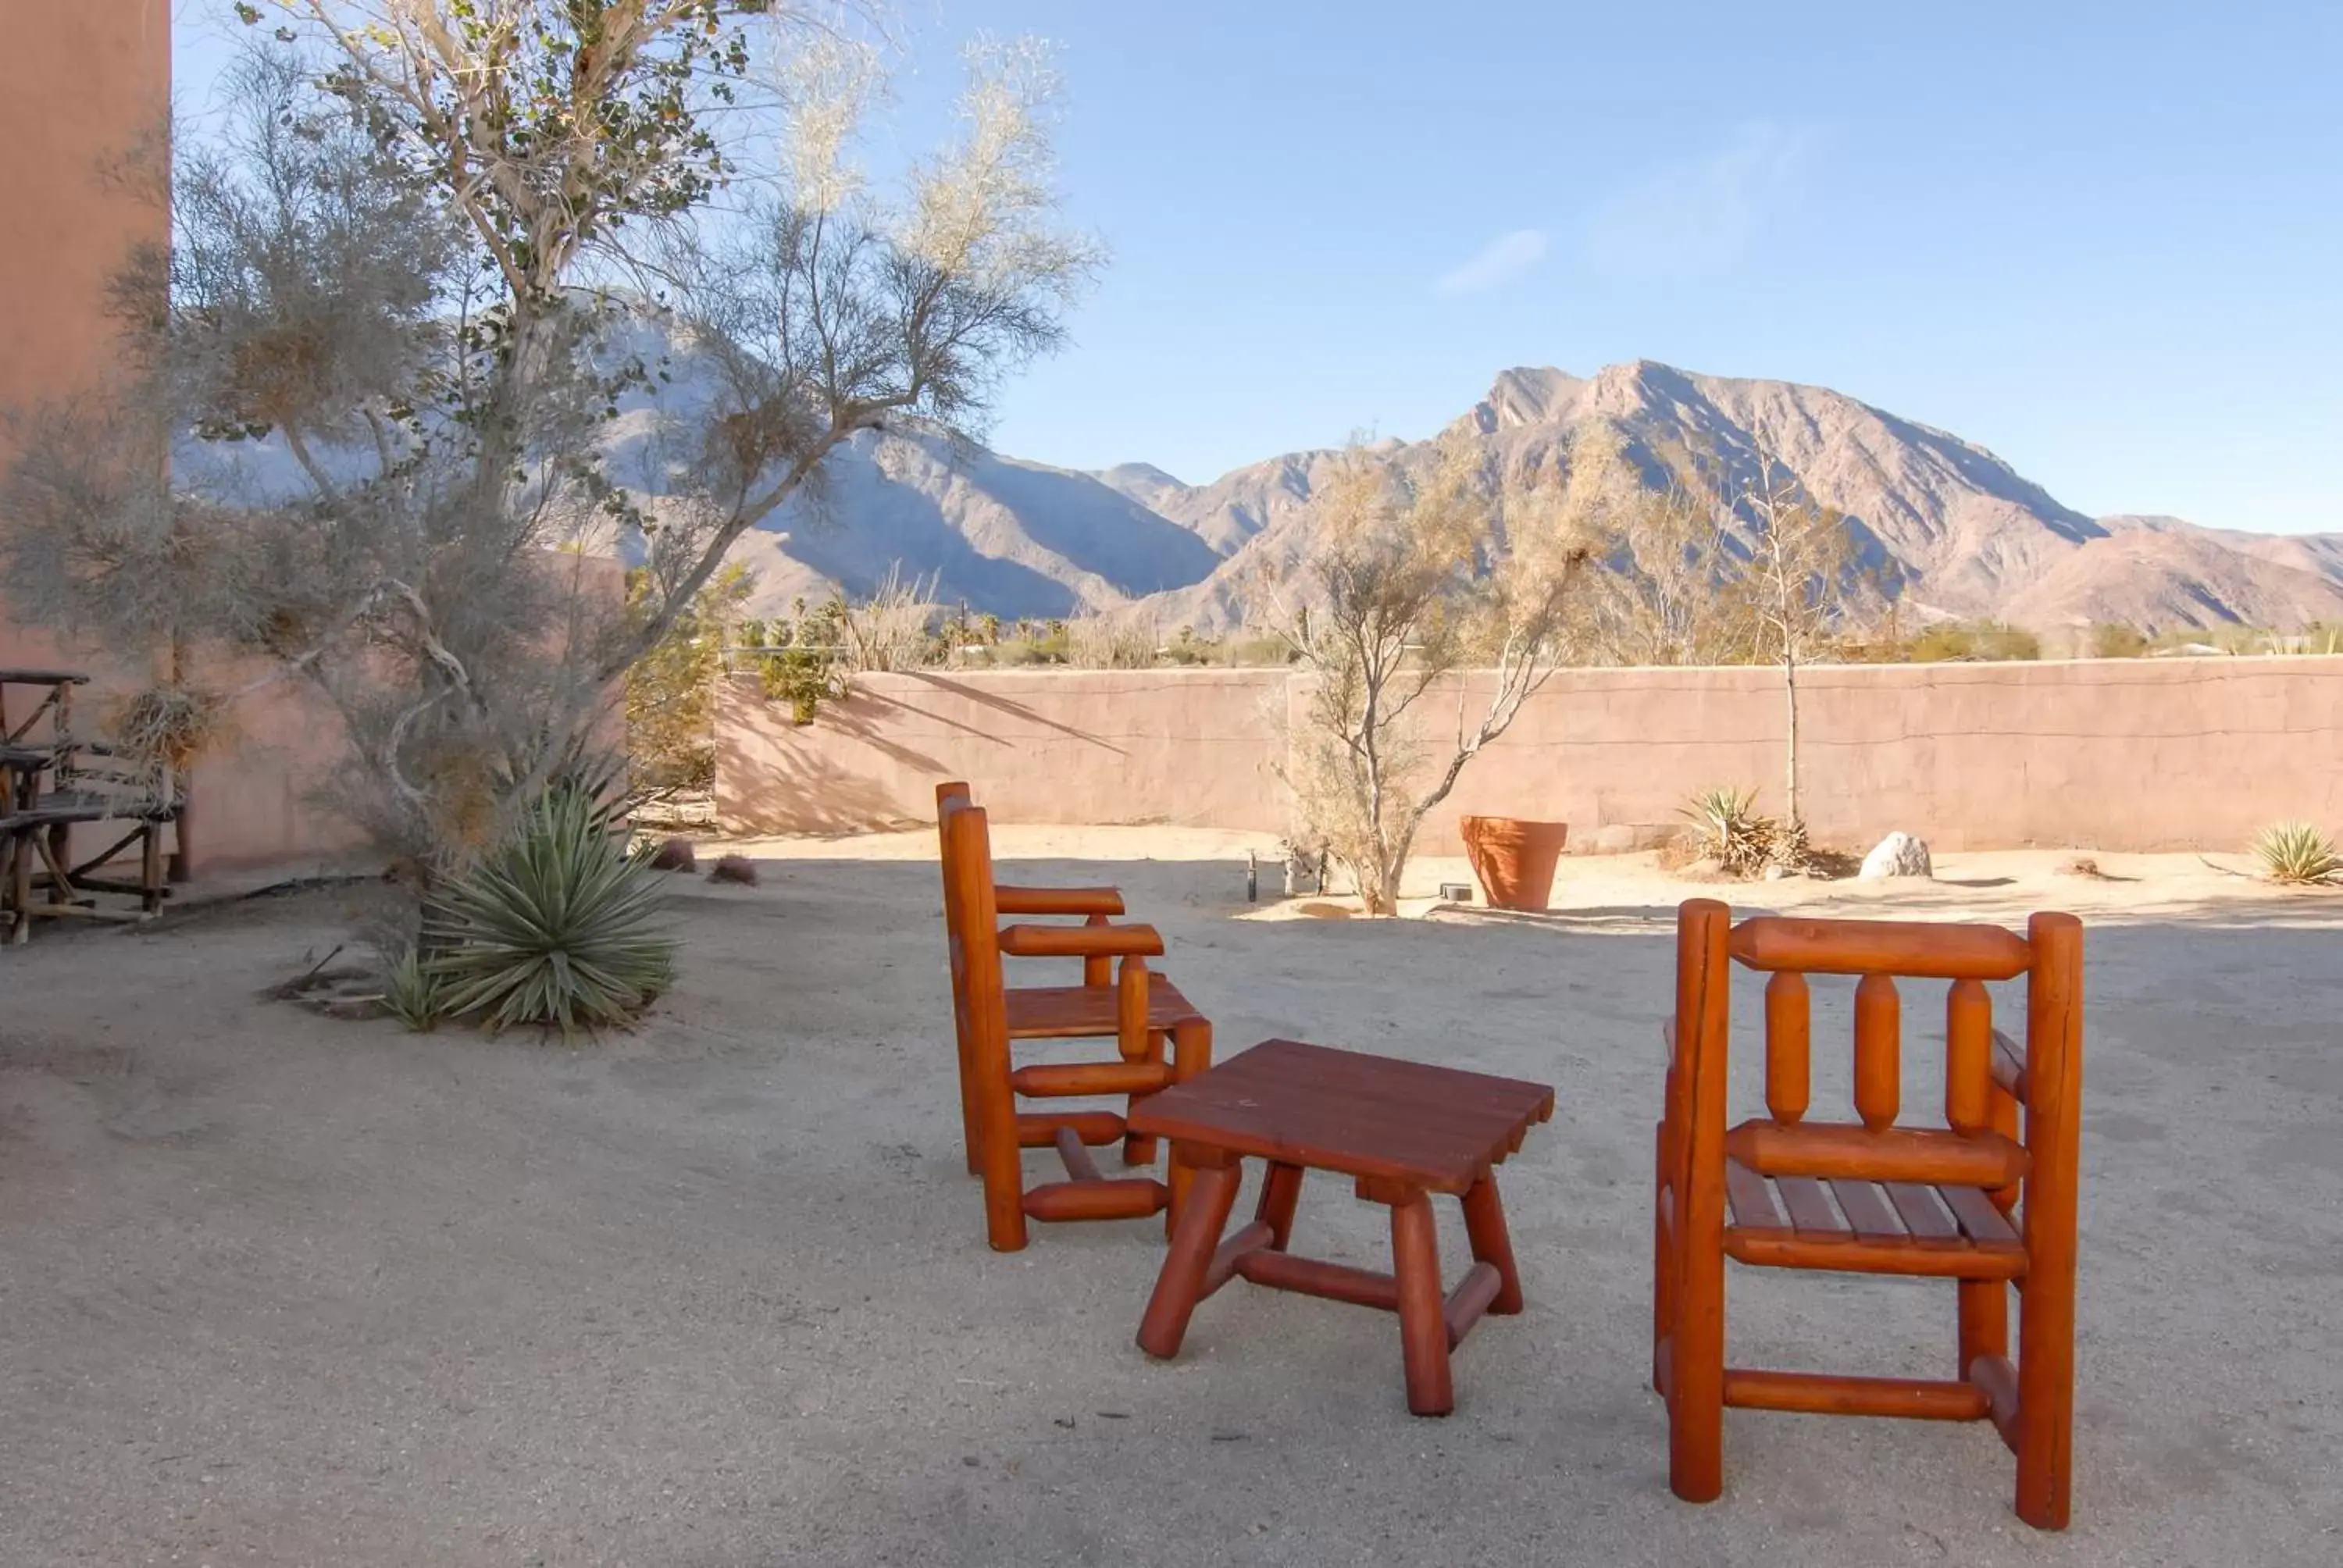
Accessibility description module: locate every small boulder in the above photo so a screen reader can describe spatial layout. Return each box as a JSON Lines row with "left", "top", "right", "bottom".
{"left": 707, "top": 853, "right": 760, "bottom": 886}
{"left": 1859, "top": 832, "right": 1933, "bottom": 880}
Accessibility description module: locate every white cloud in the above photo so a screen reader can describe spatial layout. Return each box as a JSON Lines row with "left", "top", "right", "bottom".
{"left": 1584, "top": 122, "right": 1818, "bottom": 280}
{"left": 1434, "top": 229, "right": 1550, "bottom": 297}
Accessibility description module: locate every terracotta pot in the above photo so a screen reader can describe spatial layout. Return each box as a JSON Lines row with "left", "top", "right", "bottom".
{"left": 1459, "top": 815, "right": 1568, "bottom": 912}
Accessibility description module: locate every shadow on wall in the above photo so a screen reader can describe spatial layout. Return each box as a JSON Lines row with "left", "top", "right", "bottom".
{"left": 715, "top": 684, "right": 941, "bottom": 836}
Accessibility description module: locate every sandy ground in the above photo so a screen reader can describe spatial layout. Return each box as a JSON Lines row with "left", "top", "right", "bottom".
{"left": 2, "top": 834, "right": 2339, "bottom": 1566}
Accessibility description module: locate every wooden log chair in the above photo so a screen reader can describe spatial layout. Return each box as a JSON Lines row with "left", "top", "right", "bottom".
{"left": 5, "top": 744, "right": 182, "bottom": 945}
{"left": 1654, "top": 899, "right": 2084, "bottom": 1530}
{"left": 936, "top": 783, "right": 1213, "bottom": 1251}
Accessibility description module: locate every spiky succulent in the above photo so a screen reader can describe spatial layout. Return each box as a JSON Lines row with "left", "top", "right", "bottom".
{"left": 2252, "top": 821, "right": 2343, "bottom": 886}
{"left": 1679, "top": 786, "right": 1778, "bottom": 878}
{"left": 423, "top": 786, "right": 677, "bottom": 1036}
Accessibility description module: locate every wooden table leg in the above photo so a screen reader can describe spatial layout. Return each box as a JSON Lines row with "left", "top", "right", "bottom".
{"left": 1461, "top": 1172, "right": 1524, "bottom": 1314}
{"left": 1136, "top": 1154, "right": 1242, "bottom": 1360}
{"left": 1257, "top": 1162, "right": 1304, "bottom": 1250}
{"left": 1163, "top": 1020, "right": 1213, "bottom": 1237}
{"left": 1389, "top": 1188, "right": 1455, "bottom": 1416}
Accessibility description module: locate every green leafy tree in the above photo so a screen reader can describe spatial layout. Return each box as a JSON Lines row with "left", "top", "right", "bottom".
{"left": 626, "top": 562, "right": 753, "bottom": 790}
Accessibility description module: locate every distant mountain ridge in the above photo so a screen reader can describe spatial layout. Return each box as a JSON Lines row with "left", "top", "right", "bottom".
{"left": 719, "top": 360, "right": 2343, "bottom": 640}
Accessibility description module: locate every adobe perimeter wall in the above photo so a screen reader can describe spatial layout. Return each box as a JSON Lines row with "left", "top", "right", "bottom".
{"left": 715, "top": 657, "right": 2343, "bottom": 854}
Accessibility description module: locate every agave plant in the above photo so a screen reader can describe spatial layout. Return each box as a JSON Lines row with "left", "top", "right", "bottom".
{"left": 1679, "top": 786, "right": 1778, "bottom": 878}
{"left": 423, "top": 786, "right": 678, "bottom": 1036}
{"left": 2252, "top": 821, "right": 2343, "bottom": 886}
{"left": 380, "top": 946, "right": 447, "bottom": 1033}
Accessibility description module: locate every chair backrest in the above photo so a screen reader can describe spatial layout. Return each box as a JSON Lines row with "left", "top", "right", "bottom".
{"left": 1667, "top": 900, "right": 2083, "bottom": 1231}
{"left": 937, "top": 789, "right": 1007, "bottom": 1057}
{"left": 936, "top": 781, "right": 976, "bottom": 1007}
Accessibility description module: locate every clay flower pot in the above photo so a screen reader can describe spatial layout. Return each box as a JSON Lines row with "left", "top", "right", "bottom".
{"left": 1459, "top": 815, "right": 1568, "bottom": 912}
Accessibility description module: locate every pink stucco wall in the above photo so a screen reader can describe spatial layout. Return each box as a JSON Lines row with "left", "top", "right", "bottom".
{"left": 717, "top": 668, "right": 1293, "bottom": 836}
{"left": 715, "top": 658, "right": 2343, "bottom": 853}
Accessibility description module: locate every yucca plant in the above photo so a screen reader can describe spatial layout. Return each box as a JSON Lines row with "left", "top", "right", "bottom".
{"left": 423, "top": 786, "right": 679, "bottom": 1037}
{"left": 1679, "top": 786, "right": 1778, "bottom": 878}
{"left": 381, "top": 946, "right": 448, "bottom": 1032}
{"left": 2252, "top": 821, "right": 2343, "bottom": 886}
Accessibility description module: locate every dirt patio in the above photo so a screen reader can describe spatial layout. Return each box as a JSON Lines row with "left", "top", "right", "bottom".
{"left": 2, "top": 834, "right": 2339, "bottom": 1566}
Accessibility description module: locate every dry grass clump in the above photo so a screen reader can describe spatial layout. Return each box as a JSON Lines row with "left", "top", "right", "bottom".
{"left": 648, "top": 836, "right": 697, "bottom": 872}
{"left": 111, "top": 685, "right": 227, "bottom": 772}
{"left": 707, "top": 853, "right": 758, "bottom": 886}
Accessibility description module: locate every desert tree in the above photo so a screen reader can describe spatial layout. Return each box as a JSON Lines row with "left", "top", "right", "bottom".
{"left": 1734, "top": 425, "right": 1860, "bottom": 849}
{"left": 0, "top": 2, "right": 1097, "bottom": 889}
{"left": 1263, "top": 435, "right": 1597, "bottom": 915}
{"left": 1573, "top": 424, "right": 1748, "bottom": 667}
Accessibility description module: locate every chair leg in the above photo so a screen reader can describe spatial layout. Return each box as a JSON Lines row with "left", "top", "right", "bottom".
{"left": 1668, "top": 1190, "right": 1726, "bottom": 1503}
{"left": 2013, "top": 1269, "right": 2076, "bottom": 1530}
{"left": 45, "top": 823, "right": 70, "bottom": 906}
{"left": 1958, "top": 1279, "right": 2007, "bottom": 1377}
{"left": 1122, "top": 1028, "right": 1167, "bottom": 1168}
{"left": 140, "top": 824, "right": 164, "bottom": 914}
{"left": 1653, "top": 1124, "right": 1673, "bottom": 1392}
{"left": 1390, "top": 1189, "right": 1455, "bottom": 1417}
{"left": 5, "top": 830, "right": 24, "bottom": 945}
{"left": 954, "top": 1024, "right": 983, "bottom": 1176}
{"left": 967, "top": 1017, "right": 1028, "bottom": 1254}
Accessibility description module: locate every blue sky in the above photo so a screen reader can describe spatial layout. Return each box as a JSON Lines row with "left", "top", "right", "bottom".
{"left": 175, "top": 1, "right": 2341, "bottom": 532}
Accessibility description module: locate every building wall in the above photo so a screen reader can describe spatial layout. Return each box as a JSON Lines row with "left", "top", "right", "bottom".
{"left": 715, "top": 658, "right": 2343, "bottom": 854}
{"left": 717, "top": 668, "right": 1293, "bottom": 836}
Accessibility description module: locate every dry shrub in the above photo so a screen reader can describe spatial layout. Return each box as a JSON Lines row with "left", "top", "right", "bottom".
{"left": 1065, "top": 611, "right": 1159, "bottom": 668}
{"left": 836, "top": 565, "right": 940, "bottom": 673}
{"left": 111, "top": 685, "right": 227, "bottom": 773}
{"left": 648, "top": 836, "right": 697, "bottom": 871}
{"left": 707, "top": 853, "right": 758, "bottom": 886}
{"left": 1678, "top": 787, "right": 1777, "bottom": 878}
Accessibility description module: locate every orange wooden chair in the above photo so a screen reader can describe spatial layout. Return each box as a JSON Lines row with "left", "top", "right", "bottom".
{"left": 1654, "top": 899, "right": 2084, "bottom": 1530}
{"left": 936, "top": 784, "right": 1213, "bottom": 1251}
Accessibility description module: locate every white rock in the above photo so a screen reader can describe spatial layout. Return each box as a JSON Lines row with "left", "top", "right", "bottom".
{"left": 1860, "top": 832, "right": 1934, "bottom": 880}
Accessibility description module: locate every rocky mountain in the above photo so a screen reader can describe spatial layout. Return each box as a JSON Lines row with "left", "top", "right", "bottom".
{"left": 708, "top": 360, "right": 2343, "bottom": 637}
{"left": 719, "top": 429, "right": 1221, "bottom": 619}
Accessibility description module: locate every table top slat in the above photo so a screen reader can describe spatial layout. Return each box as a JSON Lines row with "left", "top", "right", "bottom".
{"left": 1126, "top": 1038, "right": 1555, "bottom": 1195}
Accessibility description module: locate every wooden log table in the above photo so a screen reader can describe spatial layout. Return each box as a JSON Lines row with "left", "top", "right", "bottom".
{"left": 1129, "top": 1038, "right": 1555, "bottom": 1416}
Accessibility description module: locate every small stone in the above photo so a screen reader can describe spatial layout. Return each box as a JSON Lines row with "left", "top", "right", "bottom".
{"left": 1859, "top": 832, "right": 1934, "bottom": 880}
{"left": 1762, "top": 864, "right": 1794, "bottom": 881}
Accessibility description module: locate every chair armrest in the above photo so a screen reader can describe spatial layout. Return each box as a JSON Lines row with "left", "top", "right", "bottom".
{"left": 992, "top": 883, "right": 1125, "bottom": 917}
{"left": 997, "top": 921, "right": 1165, "bottom": 959}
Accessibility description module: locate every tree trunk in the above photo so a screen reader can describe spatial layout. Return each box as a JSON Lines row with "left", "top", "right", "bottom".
{"left": 1782, "top": 650, "right": 1802, "bottom": 829}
